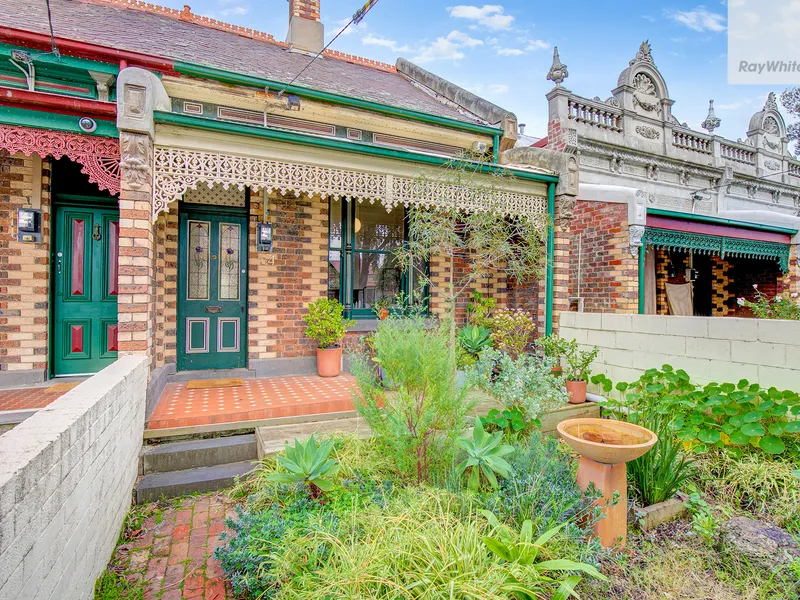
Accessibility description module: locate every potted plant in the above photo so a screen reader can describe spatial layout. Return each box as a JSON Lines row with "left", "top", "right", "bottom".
{"left": 303, "top": 298, "right": 356, "bottom": 377}
{"left": 535, "top": 334, "right": 569, "bottom": 377}
{"left": 562, "top": 340, "right": 599, "bottom": 404}
{"left": 372, "top": 296, "right": 393, "bottom": 320}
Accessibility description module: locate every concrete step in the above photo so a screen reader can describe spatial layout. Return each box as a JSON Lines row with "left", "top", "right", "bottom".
{"left": 135, "top": 461, "right": 256, "bottom": 503}
{"left": 140, "top": 434, "right": 257, "bottom": 475}
{"left": 165, "top": 368, "right": 257, "bottom": 383}
{"left": 256, "top": 416, "right": 372, "bottom": 459}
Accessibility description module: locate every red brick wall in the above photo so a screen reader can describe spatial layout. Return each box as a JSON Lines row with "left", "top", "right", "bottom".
{"left": 726, "top": 257, "right": 784, "bottom": 317}
{"left": 567, "top": 201, "right": 637, "bottom": 313}
{"left": 0, "top": 152, "right": 50, "bottom": 376}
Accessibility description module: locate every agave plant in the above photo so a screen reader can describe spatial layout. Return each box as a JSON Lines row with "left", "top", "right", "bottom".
{"left": 457, "top": 324, "right": 493, "bottom": 357}
{"left": 458, "top": 418, "right": 514, "bottom": 491}
{"left": 266, "top": 435, "right": 340, "bottom": 499}
{"left": 480, "top": 511, "right": 607, "bottom": 599}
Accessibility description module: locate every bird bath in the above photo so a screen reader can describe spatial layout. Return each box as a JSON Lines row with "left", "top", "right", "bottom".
{"left": 557, "top": 418, "right": 657, "bottom": 549}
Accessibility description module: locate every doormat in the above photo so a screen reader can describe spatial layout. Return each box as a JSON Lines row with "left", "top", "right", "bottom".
{"left": 47, "top": 382, "right": 80, "bottom": 394}
{"left": 186, "top": 378, "right": 244, "bottom": 390}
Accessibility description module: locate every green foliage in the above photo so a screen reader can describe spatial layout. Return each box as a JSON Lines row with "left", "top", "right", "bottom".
{"left": 480, "top": 513, "right": 606, "bottom": 598}
{"left": 470, "top": 348, "right": 569, "bottom": 429}
{"left": 490, "top": 308, "right": 537, "bottom": 359}
{"left": 265, "top": 435, "right": 340, "bottom": 499}
{"left": 607, "top": 365, "right": 800, "bottom": 457}
{"left": 370, "top": 295, "right": 393, "bottom": 316}
{"left": 483, "top": 407, "right": 527, "bottom": 438}
{"left": 535, "top": 334, "right": 571, "bottom": 362}
{"left": 458, "top": 323, "right": 493, "bottom": 357}
{"left": 458, "top": 417, "right": 514, "bottom": 491}
{"left": 468, "top": 291, "right": 496, "bottom": 329}
{"left": 302, "top": 298, "right": 355, "bottom": 348}
{"left": 684, "top": 492, "right": 719, "bottom": 546}
{"left": 562, "top": 340, "right": 599, "bottom": 382}
{"left": 350, "top": 317, "right": 475, "bottom": 482}
{"left": 738, "top": 285, "right": 800, "bottom": 320}
{"left": 94, "top": 570, "right": 144, "bottom": 600}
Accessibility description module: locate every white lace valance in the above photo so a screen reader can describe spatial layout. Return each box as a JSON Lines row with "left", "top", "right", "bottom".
{"left": 152, "top": 146, "right": 548, "bottom": 222}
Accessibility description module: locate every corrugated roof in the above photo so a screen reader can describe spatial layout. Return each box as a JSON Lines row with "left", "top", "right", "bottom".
{"left": 1, "top": 0, "right": 483, "bottom": 125}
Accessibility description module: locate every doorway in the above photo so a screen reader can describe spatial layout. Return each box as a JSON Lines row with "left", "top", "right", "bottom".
{"left": 177, "top": 205, "right": 248, "bottom": 371}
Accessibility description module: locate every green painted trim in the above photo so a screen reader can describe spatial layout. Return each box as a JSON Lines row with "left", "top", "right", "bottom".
{"left": 154, "top": 111, "right": 559, "bottom": 184}
{"left": 492, "top": 134, "right": 500, "bottom": 163}
{"left": 173, "top": 60, "right": 504, "bottom": 137}
{"left": 545, "top": 182, "right": 555, "bottom": 336}
{"left": 0, "top": 43, "right": 119, "bottom": 75}
{"left": 643, "top": 227, "right": 791, "bottom": 273}
{"left": 638, "top": 248, "right": 645, "bottom": 315}
{"left": 647, "top": 208, "right": 798, "bottom": 235}
{"left": 0, "top": 105, "right": 118, "bottom": 137}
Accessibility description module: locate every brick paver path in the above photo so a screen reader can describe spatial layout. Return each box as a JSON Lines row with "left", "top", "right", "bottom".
{"left": 0, "top": 386, "right": 69, "bottom": 411}
{"left": 148, "top": 374, "right": 356, "bottom": 430}
{"left": 112, "top": 493, "right": 235, "bottom": 599}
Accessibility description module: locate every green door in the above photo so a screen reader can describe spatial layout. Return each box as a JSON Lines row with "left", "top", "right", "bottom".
{"left": 53, "top": 204, "right": 120, "bottom": 376}
{"left": 177, "top": 208, "right": 248, "bottom": 371}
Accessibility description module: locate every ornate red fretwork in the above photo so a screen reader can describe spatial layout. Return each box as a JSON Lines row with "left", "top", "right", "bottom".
{"left": 0, "top": 124, "right": 120, "bottom": 196}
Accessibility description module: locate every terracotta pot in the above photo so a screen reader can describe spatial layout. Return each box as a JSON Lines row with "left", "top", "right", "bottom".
{"left": 379, "top": 308, "right": 389, "bottom": 320}
{"left": 316, "top": 346, "right": 342, "bottom": 377}
{"left": 551, "top": 365, "right": 563, "bottom": 377}
{"left": 566, "top": 379, "right": 587, "bottom": 404}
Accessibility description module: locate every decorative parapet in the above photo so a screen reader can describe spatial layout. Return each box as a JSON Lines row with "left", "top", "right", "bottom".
{"left": 152, "top": 146, "right": 548, "bottom": 222}
{"left": 567, "top": 97, "right": 622, "bottom": 132}
{"left": 672, "top": 129, "right": 712, "bottom": 154}
{"left": 720, "top": 142, "right": 756, "bottom": 166}
{"left": 0, "top": 124, "right": 120, "bottom": 195}
{"left": 789, "top": 161, "right": 800, "bottom": 179}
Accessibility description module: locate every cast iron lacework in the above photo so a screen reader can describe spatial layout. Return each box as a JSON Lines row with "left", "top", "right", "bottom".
{"left": 152, "top": 147, "right": 548, "bottom": 222}
{"left": 643, "top": 227, "right": 790, "bottom": 272}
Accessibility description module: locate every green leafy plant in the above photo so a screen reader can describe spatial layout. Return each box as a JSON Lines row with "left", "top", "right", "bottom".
{"left": 738, "top": 285, "right": 800, "bottom": 320}
{"left": 490, "top": 308, "right": 537, "bottom": 359}
{"left": 458, "top": 417, "right": 514, "bottom": 491}
{"left": 470, "top": 348, "right": 569, "bottom": 429}
{"left": 483, "top": 407, "right": 527, "bottom": 437}
{"left": 266, "top": 435, "right": 341, "bottom": 499}
{"left": 458, "top": 323, "right": 493, "bottom": 356}
{"left": 684, "top": 492, "right": 718, "bottom": 545}
{"left": 535, "top": 334, "right": 570, "bottom": 365}
{"left": 562, "top": 340, "right": 599, "bottom": 383}
{"left": 468, "top": 291, "right": 496, "bottom": 329}
{"left": 370, "top": 295, "right": 393, "bottom": 317}
{"left": 480, "top": 511, "right": 607, "bottom": 598}
{"left": 350, "top": 317, "right": 474, "bottom": 483}
{"left": 302, "top": 298, "right": 355, "bottom": 349}
{"left": 607, "top": 365, "right": 800, "bottom": 457}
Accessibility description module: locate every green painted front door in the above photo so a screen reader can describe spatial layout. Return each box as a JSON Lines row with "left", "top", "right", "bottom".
{"left": 53, "top": 204, "right": 120, "bottom": 376}
{"left": 177, "top": 208, "right": 248, "bottom": 371}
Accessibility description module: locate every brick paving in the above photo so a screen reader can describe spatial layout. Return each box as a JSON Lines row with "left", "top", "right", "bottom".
{"left": 147, "top": 374, "right": 356, "bottom": 430}
{"left": 111, "top": 493, "right": 235, "bottom": 600}
{"left": 0, "top": 386, "right": 70, "bottom": 412}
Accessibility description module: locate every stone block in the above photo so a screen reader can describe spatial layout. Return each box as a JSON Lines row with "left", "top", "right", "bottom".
{"left": 629, "top": 314, "right": 668, "bottom": 334}
{"left": 586, "top": 329, "right": 617, "bottom": 349}
{"left": 757, "top": 320, "right": 800, "bottom": 346}
{"left": 757, "top": 366, "right": 799, "bottom": 391}
{"left": 708, "top": 360, "right": 759, "bottom": 384}
{"left": 685, "top": 337, "right": 731, "bottom": 361}
{"left": 559, "top": 311, "right": 576, "bottom": 328}
{"left": 708, "top": 317, "right": 757, "bottom": 341}
{"left": 731, "top": 341, "right": 786, "bottom": 368}
{"left": 573, "top": 312, "right": 602, "bottom": 330}
{"left": 665, "top": 316, "right": 708, "bottom": 338}
{"left": 601, "top": 313, "right": 632, "bottom": 332}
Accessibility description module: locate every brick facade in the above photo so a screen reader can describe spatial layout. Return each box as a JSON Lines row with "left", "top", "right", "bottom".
{"left": 289, "top": 0, "right": 321, "bottom": 21}
{"left": 0, "top": 152, "right": 50, "bottom": 379}
{"left": 566, "top": 201, "right": 637, "bottom": 314}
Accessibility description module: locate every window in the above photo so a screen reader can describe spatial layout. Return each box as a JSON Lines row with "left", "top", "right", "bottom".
{"left": 328, "top": 198, "right": 427, "bottom": 319}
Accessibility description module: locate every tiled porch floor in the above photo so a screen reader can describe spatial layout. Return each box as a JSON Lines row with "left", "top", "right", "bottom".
{"left": 0, "top": 384, "right": 74, "bottom": 412}
{"left": 147, "top": 374, "right": 357, "bottom": 430}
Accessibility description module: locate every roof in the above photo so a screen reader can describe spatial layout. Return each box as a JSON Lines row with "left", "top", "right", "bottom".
{"left": 1, "top": 0, "right": 483, "bottom": 125}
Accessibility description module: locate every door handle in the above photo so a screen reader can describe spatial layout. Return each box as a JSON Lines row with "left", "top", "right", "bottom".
{"left": 205, "top": 306, "right": 223, "bottom": 314}
{"left": 56, "top": 251, "right": 62, "bottom": 274}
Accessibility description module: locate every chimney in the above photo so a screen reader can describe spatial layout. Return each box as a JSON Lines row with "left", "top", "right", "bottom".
{"left": 287, "top": 0, "right": 324, "bottom": 54}
{"left": 518, "top": 124, "right": 526, "bottom": 136}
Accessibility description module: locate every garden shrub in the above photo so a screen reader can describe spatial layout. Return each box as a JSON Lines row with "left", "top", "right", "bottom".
{"left": 738, "top": 285, "right": 800, "bottom": 320}
{"left": 489, "top": 308, "right": 536, "bottom": 359}
{"left": 350, "top": 317, "right": 474, "bottom": 483}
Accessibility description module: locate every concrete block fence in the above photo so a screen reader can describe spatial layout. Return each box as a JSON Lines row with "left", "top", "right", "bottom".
{"left": 0, "top": 356, "right": 149, "bottom": 600}
{"left": 560, "top": 313, "right": 800, "bottom": 391}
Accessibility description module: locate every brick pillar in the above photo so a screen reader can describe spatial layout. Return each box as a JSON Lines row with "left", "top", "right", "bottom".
{"left": 117, "top": 132, "right": 156, "bottom": 368}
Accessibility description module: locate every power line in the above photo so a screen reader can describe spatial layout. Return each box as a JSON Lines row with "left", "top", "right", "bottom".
{"left": 276, "top": 0, "right": 381, "bottom": 97}
{"left": 692, "top": 167, "right": 799, "bottom": 198}
{"left": 45, "top": 0, "right": 61, "bottom": 60}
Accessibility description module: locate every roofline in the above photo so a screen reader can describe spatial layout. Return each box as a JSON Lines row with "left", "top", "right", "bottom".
{"left": 154, "top": 111, "right": 557, "bottom": 183}
{"left": 173, "top": 61, "right": 505, "bottom": 137}
{"left": 647, "top": 208, "right": 798, "bottom": 235}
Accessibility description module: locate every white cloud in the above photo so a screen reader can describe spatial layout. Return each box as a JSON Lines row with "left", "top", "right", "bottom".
{"left": 447, "top": 5, "right": 515, "bottom": 30}
{"left": 667, "top": 6, "right": 726, "bottom": 32}
{"left": 413, "top": 30, "right": 483, "bottom": 63}
{"left": 525, "top": 39, "right": 549, "bottom": 51}
{"left": 490, "top": 38, "right": 548, "bottom": 56}
{"left": 361, "top": 34, "right": 411, "bottom": 53}
{"left": 496, "top": 47, "right": 524, "bottom": 56}
{"left": 468, "top": 83, "right": 510, "bottom": 95}
{"left": 220, "top": 6, "right": 248, "bottom": 16}
{"left": 330, "top": 17, "right": 368, "bottom": 37}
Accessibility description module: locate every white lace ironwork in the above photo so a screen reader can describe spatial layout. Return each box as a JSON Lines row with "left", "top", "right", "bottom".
{"left": 152, "top": 146, "right": 548, "bottom": 222}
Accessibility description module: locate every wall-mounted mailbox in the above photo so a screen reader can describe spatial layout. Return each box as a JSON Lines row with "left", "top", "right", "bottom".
{"left": 257, "top": 222, "right": 274, "bottom": 252}
{"left": 17, "top": 208, "right": 41, "bottom": 242}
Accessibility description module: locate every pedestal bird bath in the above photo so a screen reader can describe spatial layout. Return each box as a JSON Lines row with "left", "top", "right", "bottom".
{"left": 557, "top": 418, "right": 657, "bottom": 549}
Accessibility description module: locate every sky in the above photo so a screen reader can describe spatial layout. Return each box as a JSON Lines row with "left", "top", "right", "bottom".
{"left": 153, "top": 0, "right": 792, "bottom": 142}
